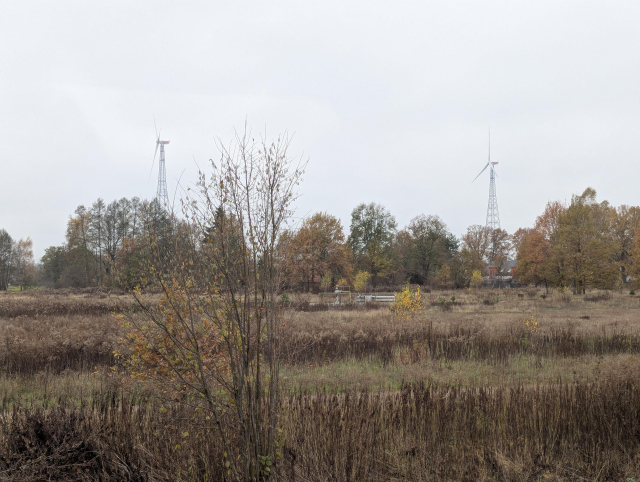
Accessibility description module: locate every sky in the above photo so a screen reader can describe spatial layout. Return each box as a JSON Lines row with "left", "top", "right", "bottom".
{"left": 2, "top": 1, "right": 640, "bottom": 260}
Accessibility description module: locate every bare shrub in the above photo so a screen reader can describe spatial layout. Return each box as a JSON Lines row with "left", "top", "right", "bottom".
{"left": 585, "top": 291, "right": 613, "bottom": 302}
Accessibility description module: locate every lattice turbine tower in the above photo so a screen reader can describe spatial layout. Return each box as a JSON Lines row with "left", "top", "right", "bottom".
{"left": 473, "top": 130, "right": 500, "bottom": 230}
{"left": 150, "top": 119, "right": 170, "bottom": 207}
{"left": 155, "top": 139, "right": 170, "bottom": 207}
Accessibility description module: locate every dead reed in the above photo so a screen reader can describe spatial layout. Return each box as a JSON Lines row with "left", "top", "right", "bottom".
{"left": 0, "top": 392, "right": 226, "bottom": 481}
{"left": 2, "top": 288, "right": 640, "bottom": 480}
{"left": 283, "top": 379, "right": 640, "bottom": 481}
{"left": 0, "top": 315, "right": 120, "bottom": 375}
{"left": 280, "top": 319, "right": 640, "bottom": 366}
{"left": 0, "top": 289, "right": 136, "bottom": 319}
{"left": 2, "top": 380, "right": 640, "bottom": 481}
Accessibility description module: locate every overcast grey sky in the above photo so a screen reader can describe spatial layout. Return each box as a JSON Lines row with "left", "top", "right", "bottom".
{"left": 2, "top": 1, "right": 640, "bottom": 259}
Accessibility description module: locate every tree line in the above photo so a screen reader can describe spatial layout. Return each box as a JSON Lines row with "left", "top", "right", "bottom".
{"left": 34, "top": 197, "right": 495, "bottom": 291}
{"left": 38, "top": 198, "right": 176, "bottom": 289}
{"left": 4, "top": 186, "right": 636, "bottom": 293}
{"left": 279, "top": 187, "right": 640, "bottom": 293}
{"left": 282, "top": 203, "right": 511, "bottom": 291}
{"left": 515, "top": 188, "right": 640, "bottom": 293}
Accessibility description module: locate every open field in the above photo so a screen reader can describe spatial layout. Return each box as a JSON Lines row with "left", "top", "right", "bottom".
{"left": 2, "top": 288, "right": 640, "bottom": 480}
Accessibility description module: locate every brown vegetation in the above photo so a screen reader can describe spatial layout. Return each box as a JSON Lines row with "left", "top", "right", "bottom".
{"left": 2, "top": 289, "right": 640, "bottom": 480}
{"left": 0, "top": 289, "right": 132, "bottom": 318}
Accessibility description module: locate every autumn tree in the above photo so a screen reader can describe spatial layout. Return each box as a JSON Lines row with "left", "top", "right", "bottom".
{"left": 489, "top": 228, "right": 512, "bottom": 271}
{"left": 121, "top": 127, "right": 304, "bottom": 481}
{"left": 610, "top": 205, "right": 640, "bottom": 285}
{"left": 285, "top": 212, "right": 352, "bottom": 292}
{"left": 516, "top": 201, "right": 567, "bottom": 289}
{"left": 516, "top": 193, "right": 622, "bottom": 292}
{"left": 516, "top": 228, "right": 551, "bottom": 289}
{"left": 510, "top": 228, "right": 528, "bottom": 256}
{"left": 469, "top": 270, "right": 483, "bottom": 289}
{"left": 348, "top": 203, "right": 397, "bottom": 286}
{"left": 398, "top": 214, "right": 457, "bottom": 286}
{"left": 353, "top": 270, "right": 371, "bottom": 292}
{"left": 554, "top": 188, "right": 618, "bottom": 293}
{"left": 461, "top": 224, "right": 491, "bottom": 262}
{"left": 389, "top": 284, "right": 423, "bottom": 321}
{"left": 392, "top": 229, "right": 412, "bottom": 284}
{"left": 434, "top": 264, "right": 453, "bottom": 289}
{"left": 457, "top": 224, "right": 490, "bottom": 284}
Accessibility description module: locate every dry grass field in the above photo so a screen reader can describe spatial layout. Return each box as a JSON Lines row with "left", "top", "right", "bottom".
{"left": 2, "top": 288, "right": 640, "bottom": 481}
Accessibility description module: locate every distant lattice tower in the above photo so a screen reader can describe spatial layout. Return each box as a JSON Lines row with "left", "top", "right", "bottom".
{"left": 485, "top": 159, "right": 500, "bottom": 230}
{"left": 156, "top": 139, "right": 170, "bottom": 207}
{"left": 150, "top": 118, "right": 170, "bottom": 207}
{"left": 473, "top": 130, "right": 500, "bottom": 230}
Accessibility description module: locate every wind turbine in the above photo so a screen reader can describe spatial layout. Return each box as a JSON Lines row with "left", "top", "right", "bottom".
{"left": 473, "top": 129, "right": 500, "bottom": 230}
{"left": 150, "top": 118, "right": 170, "bottom": 207}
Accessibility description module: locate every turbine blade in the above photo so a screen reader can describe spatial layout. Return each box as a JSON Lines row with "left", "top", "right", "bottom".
{"left": 154, "top": 115, "right": 158, "bottom": 139}
{"left": 472, "top": 162, "right": 490, "bottom": 182}
{"left": 149, "top": 142, "right": 159, "bottom": 181}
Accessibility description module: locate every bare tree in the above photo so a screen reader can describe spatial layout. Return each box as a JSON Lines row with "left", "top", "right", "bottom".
{"left": 0, "top": 229, "right": 15, "bottom": 291}
{"left": 13, "top": 237, "right": 35, "bottom": 290}
{"left": 89, "top": 198, "right": 106, "bottom": 284}
{"left": 121, "top": 127, "right": 304, "bottom": 481}
{"left": 66, "top": 207, "right": 95, "bottom": 287}
{"left": 129, "top": 196, "right": 142, "bottom": 239}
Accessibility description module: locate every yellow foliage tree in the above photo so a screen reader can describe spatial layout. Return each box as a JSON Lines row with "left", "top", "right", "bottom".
{"left": 320, "top": 273, "right": 333, "bottom": 292}
{"left": 470, "top": 270, "right": 483, "bottom": 289}
{"left": 390, "top": 284, "right": 423, "bottom": 321}
{"left": 353, "top": 270, "right": 371, "bottom": 292}
{"left": 434, "top": 264, "right": 453, "bottom": 289}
